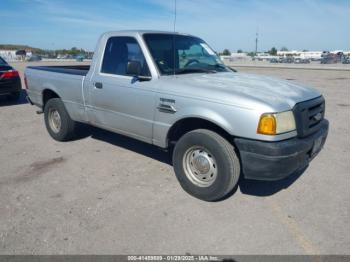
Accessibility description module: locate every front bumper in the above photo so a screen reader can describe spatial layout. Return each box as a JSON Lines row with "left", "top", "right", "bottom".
{"left": 235, "top": 119, "right": 329, "bottom": 181}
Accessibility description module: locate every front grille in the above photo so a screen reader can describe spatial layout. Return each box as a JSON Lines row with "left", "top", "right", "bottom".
{"left": 293, "top": 96, "right": 325, "bottom": 137}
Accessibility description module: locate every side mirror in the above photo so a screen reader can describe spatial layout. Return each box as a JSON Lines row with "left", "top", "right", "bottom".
{"left": 127, "top": 61, "right": 152, "bottom": 81}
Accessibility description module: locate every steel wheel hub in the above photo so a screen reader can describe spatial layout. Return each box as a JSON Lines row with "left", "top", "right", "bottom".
{"left": 48, "top": 108, "right": 61, "bottom": 133}
{"left": 183, "top": 146, "right": 218, "bottom": 187}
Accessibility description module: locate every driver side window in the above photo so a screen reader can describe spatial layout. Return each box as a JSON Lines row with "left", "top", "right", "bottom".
{"left": 101, "top": 37, "right": 150, "bottom": 76}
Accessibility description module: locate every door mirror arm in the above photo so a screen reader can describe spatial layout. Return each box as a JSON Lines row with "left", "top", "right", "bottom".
{"left": 127, "top": 60, "right": 152, "bottom": 82}
{"left": 136, "top": 75, "right": 152, "bottom": 82}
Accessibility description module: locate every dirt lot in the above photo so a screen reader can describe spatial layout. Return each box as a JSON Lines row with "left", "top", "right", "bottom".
{"left": 0, "top": 61, "right": 349, "bottom": 255}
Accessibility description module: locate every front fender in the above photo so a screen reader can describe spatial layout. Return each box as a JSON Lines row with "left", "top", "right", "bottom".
{"left": 153, "top": 101, "right": 244, "bottom": 148}
{"left": 170, "top": 106, "right": 235, "bottom": 136}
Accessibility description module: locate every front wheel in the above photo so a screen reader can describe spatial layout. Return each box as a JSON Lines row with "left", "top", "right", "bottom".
{"left": 44, "top": 98, "right": 76, "bottom": 141}
{"left": 173, "top": 129, "right": 240, "bottom": 201}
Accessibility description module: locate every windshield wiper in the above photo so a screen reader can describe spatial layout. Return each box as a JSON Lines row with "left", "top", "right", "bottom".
{"left": 214, "top": 63, "right": 226, "bottom": 68}
{"left": 212, "top": 63, "right": 230, "bottom": 72}
{"left": 175, "top": 68, "right": 217, "bottom": 75}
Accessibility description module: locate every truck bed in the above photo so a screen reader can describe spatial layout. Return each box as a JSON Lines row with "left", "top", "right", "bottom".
{"left": 27, "top": 65, "right": 90, "bottom": 76}
{"left": 25, "top": 65, "right": 90, "bottom": 118}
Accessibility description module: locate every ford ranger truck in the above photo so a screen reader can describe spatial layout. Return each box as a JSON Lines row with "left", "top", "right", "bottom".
{"left": 25, "top": 31, "right": 329, "bottom": 201}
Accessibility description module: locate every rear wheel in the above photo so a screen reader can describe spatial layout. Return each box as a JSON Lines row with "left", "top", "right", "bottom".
{"left": 44, "top": 98, "right": 76, "bottom": 141}
{"left": 173, "top": 129, "right": 240, "bottom": 201}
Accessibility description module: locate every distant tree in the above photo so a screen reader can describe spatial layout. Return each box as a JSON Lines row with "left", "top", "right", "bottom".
{"left": 0, "top": 44, "right": 94, "bottom": 58}
{"left": 302, "top": 49, "right": 309, "bottom": 52}
{"left": 222, "top": 49, "right": 231, "bottom": 56}
{"left": 281, "top": 46, "right": 289, "bottom": 51}
{"left": 247, "top": 52, "right": 255, "bottom": 57}
{"left": 68, "top": 47, "right": 80, "bottom": 56}
{"left": 237, "top": 49, "right": 243, "bottom": 53}
{"left": 269, "top": 47, "right": 277, "bottom": 55}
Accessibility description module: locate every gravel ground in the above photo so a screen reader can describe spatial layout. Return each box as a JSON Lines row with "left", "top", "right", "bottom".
{"left": 0, "top": 61, "right": 349, "bottom": 255}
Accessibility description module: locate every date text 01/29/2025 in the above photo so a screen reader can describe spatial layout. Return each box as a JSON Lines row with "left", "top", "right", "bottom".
{"left": 127, "top": 255, "right": 220, "bottom": 261}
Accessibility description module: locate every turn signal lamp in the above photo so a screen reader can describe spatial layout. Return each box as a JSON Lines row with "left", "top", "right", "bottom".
{"left": 257, "top": 114, "right": 276, "bottom": 135}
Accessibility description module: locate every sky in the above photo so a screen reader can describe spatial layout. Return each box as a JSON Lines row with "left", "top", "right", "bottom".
{"left": 1, "top": 0, "right": 349, "bottom": 52}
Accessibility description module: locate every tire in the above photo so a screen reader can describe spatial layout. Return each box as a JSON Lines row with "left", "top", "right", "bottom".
{"left": 44, "top": 98, "right": 76, "bottom": 141}
{"left": 173, "top": 129, "right": 240, "bottom": 201}
{"left": 9, "top": 91, "right": 20, "bottom": 101}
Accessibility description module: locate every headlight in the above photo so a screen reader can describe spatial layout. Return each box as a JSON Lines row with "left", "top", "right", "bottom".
{"left": 257, "top": 111, "right": 296, "bottom": 135}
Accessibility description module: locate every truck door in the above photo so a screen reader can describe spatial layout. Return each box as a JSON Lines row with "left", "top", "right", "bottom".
{"left": 87, "top": 36, "right": 156, "bottom": 143}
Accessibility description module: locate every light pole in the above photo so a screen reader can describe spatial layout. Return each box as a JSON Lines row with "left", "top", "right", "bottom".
{"left": 255, "top": 31, "right": 258, "bottom": 55}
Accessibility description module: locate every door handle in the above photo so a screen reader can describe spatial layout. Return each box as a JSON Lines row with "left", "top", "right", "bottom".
{"left": 94, "top": 82, "right": 103, "bottom": 89}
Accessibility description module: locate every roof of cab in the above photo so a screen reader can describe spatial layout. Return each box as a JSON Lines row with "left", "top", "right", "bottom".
{"left": 101, "top": 30, "right": 193, "bottom": 38}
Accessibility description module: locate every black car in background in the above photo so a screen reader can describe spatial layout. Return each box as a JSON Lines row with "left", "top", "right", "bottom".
{"left": 0, "top": 56, "right": 22, "bottom": 101}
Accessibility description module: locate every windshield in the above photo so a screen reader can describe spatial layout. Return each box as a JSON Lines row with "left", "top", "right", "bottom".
{"left": 143, "top": 34, "right": 229, "bottom": 75}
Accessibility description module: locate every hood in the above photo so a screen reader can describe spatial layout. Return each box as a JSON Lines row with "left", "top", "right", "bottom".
{"left": 161, "top": 72, "right": 321, "bottom": 112}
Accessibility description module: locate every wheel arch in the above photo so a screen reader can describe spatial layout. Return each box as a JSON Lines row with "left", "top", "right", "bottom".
{"left": 166, "top": 116, "right": 234, "bottom": 148}
{"left": 42, "top": 88, "right": 61, "bottom": 108}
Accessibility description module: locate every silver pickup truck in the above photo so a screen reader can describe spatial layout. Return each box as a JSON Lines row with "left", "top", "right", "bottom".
{"left": 25, "top": 31, "right": 329, "bottom": 201}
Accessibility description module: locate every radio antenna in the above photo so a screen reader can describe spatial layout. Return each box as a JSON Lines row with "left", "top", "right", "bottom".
{"left": 255, "top": 27, "right": 259, "bottom": 55}
{"left": 173, "top": 0, "right": 177, "bottom": 32}
{"left": 173, "top": 0, "right": 177, "bottom": 76}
